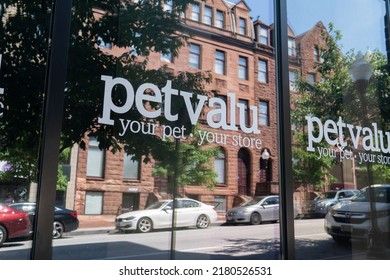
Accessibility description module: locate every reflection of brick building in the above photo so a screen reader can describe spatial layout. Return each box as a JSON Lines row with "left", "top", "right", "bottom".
{"left": 66, "top": 1, "right": 328, "bottom": 216}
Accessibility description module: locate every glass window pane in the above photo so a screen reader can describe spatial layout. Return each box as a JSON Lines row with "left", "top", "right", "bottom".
{"left": 215, "top": 10, "right": 224, "bottom": 28}
{"left": 189, "top": 44, "right": 200, "bottom": 69}
{"left": 214, "top": 148, "right": 226, "bottom": 184}
{"left": 287, "top": 0, "right": 388, "bottom": 260}
{"left": 86, "top": 137, "right": 104, "bottom": 177}
{"left": 238, "top": 56, "right": 248, "bottom": 80}
{"left": 85, "top": 191, "right": 103, "bottom": 215}
{"left": 239, "top": 17, "right": 246, "bottom": 35}
{"left": 191, "top": 3, "right": 200, "bottom": 21}
{"left": 215, "top": 50, "right": 225, "bottom": 74}
{"left": 258, "top": 59, "right": 268, "bottom": 82}
{"left": 0, "top": 1, "right": 48, "bottom": 258}
{"left": 123, "top": 154, "right": 139, "bottom": 180}
{"left": 259, "top": 100, "right": 269, "bottom": 126}
{"left": 204, "top": 6, "right": 212, "bottom": 25}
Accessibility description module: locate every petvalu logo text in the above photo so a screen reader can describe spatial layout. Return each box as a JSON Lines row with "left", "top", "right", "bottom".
{"left": 306, "top": 115, "right": 390, "bottom": 165}
{"left": 98, "top": 75, "right": 263, "bottom": 149}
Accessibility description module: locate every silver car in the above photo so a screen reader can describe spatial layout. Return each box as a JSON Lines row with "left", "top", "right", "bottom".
{"left": 312, "top": 190, "right": 360, "bottom": 217}
{"left": 226, "top": 196, "right": 280, "bottom": 225}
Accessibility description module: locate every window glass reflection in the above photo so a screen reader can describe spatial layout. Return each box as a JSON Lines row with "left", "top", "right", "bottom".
{"left": 288, "top": 0, "right": 390, "bottom": 259}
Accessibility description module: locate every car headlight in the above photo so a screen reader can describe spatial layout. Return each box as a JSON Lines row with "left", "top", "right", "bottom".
{"left": 123, "top": 216, "right": 136, "bottom": 221}
{"left": 238, "top": 209, "right": 249, "bottom": 214}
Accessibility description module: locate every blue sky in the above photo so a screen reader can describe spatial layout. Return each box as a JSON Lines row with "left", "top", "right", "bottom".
{"left": 244, "top": 0, "right": 386, "bottom": 54}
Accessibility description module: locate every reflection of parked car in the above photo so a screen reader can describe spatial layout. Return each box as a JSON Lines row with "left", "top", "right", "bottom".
{"left": 324, "top": 184, "right": 390, "bottom": 245}
{"left": 115, "top": 198, "right": 218, "bottom": 233}
{"left": 0, "top": 204, "right": 31, "bottom": 246}
{"left": 9, "top": 202, "right": 79, "bottom": 239}
{"left": 308, "top": 190, "right": 359, "bottom": 217}
{"left": 226, "top": 196, "right": 283, "bottom": 225}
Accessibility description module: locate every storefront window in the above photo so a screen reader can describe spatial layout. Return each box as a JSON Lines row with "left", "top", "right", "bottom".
{"left": 3, "top": 0, "right": 390, "bottom": 263}
{"left": 288, "top": 0, "right": 390, "bottom": 260}
{"left": 0, "top": 1, "right": 49, "bottom": 257}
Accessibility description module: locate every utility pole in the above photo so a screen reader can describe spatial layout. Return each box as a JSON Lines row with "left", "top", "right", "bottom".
{"left": 384, "top": 0, "right": 390, "bottom": 67}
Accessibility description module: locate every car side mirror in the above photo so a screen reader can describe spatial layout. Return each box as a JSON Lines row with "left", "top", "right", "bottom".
{"left": 164, "top": 206, "right": 172, "bottom": 211}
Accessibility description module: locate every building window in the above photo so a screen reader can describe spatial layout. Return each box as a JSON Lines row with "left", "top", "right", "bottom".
{"left": 189, "top": 43, "right": 201, "bottom": 69}
{"left": 215, "top": 10, "right": 224, "bottom": 28}
{"left": 161, "top": 50, "right": 173, "bottom": 63}
{"left": 85, "top": 191, "right": 103, "bottom": 215}
{"left": 307, "top": 73, "right": 316, "bottom": 85}
{"left": 164, "top": 0, "right": 173, "bottom": 13}
{"left": 314, "top": 46, "right": 321, "bottom": 62}
{"left": 191, "top": 3, "right": 200, "bottom": 21}
{"left": 86, "top": 137, "right": 104, "bottom": 177}
{"left": 238, "top": 56, "right": 248, "bottom": 80}
{"left": 214, "top": 147, "right": 226, "bottom": 184}
{"left": 123, "top": 154, "right": 140, "bottom": 180}
{"left": 204, "top": 6, "right": 212, "bottom": 25}
{"left": 289, "top": 70, "right": 298, "bottom": 91}
{"left": 238, "top": 17, "right": 247, "bottom": 35}
{"left": 213, "top": 95, "right": 227, "bottom": 122}
{"left": 258, "top": 59, "right": 268, "bottom": 83}
{"left": 214, "top": 50, "right": 226, "bottom": 75}
{"left": 238, "top": 99, "right": 250, "bottom": 126}
{"left": 288, "top": 37, "right": 296, "bottom": 57}
{"left": 259, "top": 100, "right": 269, "bottom": 126}
{"left": 214, "top": 195, "right": 227, "bottom": 213}
{"left": 259, "top": 26, "right": 269, "bottom": 45}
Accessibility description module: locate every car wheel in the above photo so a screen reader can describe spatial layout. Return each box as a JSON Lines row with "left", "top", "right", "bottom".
{"left": 137, "top": 217, "right": 152, "bottom": 233}
{"left": 250, "top": 212, "right": 261, "bottom": 225}
{"left": 196, "top": 214, "right": 210, "bottom": 229}
{"left": 53, "top": 221, "right": 64, "bottom": 239}
{"left": 0, "top": 225, "right": 7, "bottom": 246}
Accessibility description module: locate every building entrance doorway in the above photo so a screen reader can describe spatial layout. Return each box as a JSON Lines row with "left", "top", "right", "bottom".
{"left": 238, "top": 148, "right": 251, "bottom": 196}
{"left": 121, "top": 192, "right": 140, "bottom": 214}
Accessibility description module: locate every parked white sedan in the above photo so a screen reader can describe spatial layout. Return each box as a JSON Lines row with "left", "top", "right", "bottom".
{"left": 115, "top": 198, "right": 218, "bottom": 233}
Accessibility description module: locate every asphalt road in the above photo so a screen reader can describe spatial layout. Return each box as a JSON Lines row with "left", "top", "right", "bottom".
{"left": 0, "top": 218, "right": 375, "bottom": 260}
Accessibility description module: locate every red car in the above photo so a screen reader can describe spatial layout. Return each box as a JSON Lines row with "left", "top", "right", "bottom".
{"left": 0, "top": 204, "right": 31, "bottom": 246}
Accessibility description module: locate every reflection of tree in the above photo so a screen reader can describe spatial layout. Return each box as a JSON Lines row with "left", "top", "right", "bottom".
{"left": 153, "top": 128, "right": 219, "bottom": 194}
{"left": 293, "top": 22, "right": 390, "bottom": 190}
{"left": 292, "top": 23, "right": 343, "bottom": 192}
{"left": 0, "top": 1, "right": 214, "bottom": 182}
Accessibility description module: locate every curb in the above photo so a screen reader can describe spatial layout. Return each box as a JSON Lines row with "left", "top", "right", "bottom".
{"left": 65, "top": 227, "right": 115, "bottom": 236}
{"left": 66, "top": 221, "right": 227, "bottom": 236}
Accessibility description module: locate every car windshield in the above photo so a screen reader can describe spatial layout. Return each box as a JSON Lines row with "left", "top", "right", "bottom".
{"left": 145, "top": 201, "right": 168, "bottom": 210}
{"left": 351, "top": 187, "right": 390, "bottom": 203}
{"left": 242, "top": 197, "right": 265, "bottom": 206}
{"left": 316, "top": 192, "right": 336, "bottom": 200}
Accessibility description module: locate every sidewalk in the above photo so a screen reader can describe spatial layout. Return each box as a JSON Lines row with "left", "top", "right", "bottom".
{"left": 67, "top": 215, "right": 116, "bottom": 236}
{"left": 78, "top": 215, "right": 116, "bottom": 228}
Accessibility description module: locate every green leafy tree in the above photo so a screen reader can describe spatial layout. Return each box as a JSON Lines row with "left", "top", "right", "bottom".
{"left": 0, "top": 1, "right": 217, "bottom": 189}
{"left": 153, "top": 128, "right": 219, "bottom": 193}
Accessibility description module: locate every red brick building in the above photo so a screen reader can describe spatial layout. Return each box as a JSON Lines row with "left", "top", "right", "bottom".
{"left": 65, "top": 0, "right": 329, "bottom": 216}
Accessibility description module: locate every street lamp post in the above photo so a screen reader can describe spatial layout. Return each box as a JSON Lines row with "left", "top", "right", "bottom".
{"left": 262, "top": 149, "right": 270, "bottom": 193}
{"left": 350, "top": 54, "right": 386, "bottom": 258}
